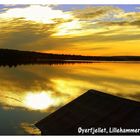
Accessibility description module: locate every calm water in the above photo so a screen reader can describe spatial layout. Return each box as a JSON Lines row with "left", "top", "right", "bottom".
{"left": 0, "top": 62, "right": 140, "bottom": 134}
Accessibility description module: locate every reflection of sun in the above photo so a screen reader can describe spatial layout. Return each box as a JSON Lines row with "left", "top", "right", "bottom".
{"left": 24, "top": 91, "right": 54, "bottom": 110}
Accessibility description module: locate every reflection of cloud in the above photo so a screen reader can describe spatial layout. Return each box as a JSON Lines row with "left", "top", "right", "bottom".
{"left": 0, "top": 105, "right": 48, "bottom": 134}
{"left": 0, "top": 62, "right": 140, "bottom": 134}
{"left": 0, "top": 66, "right": 52, "bottom": 91}
{"left": 0, "top": 63, "right": 140, "bottom": 111}
{"left": 127, "top": 92, "right": 140, "bottom": 102}
{"left": 20, "top": 122, "right": 40, "bottom": 135}
{"left": 24, "top": 91, "right": 56, "bottom": 110}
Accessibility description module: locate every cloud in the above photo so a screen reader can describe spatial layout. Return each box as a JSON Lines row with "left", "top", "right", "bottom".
{"left": 0, "top": 4, "right": 30, "bottom": 14}
{"left": 116, "top": 11, "right": 140, "bottom": 20}
{"left": 136, "top": 7, "right": 140, "bottom": 10}
{"left": 0, "top": 5, "right": 73, "bottom": 24}
{"left": 20, "top": 122, "right": 40, "bottom": 134}
{"left": 0, "top": 5, "right": 140, "bottom": 55}
{"left": 0, "top": 5, "right": 79, "bottom": 51}
{"left": 0, "top": 18, "right": 55, "bottom": 50}
{"left": 72, "top": 6, "right": 124, "bottom": 20}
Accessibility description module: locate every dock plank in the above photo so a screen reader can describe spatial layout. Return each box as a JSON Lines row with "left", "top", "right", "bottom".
{"left": 35, "top": 90, "right": 140, "bottom": 135}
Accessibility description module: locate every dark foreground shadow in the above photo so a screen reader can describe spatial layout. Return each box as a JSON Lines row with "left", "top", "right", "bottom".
{"left": 35, "top": 90, "right": 140, "bottom": 135}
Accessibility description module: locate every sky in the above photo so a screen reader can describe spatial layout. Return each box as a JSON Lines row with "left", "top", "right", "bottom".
{"left": 0, "top": 4, "right": 140, "bottom": 56}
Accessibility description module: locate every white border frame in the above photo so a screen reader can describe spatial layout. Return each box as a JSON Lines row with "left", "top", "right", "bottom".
{"left": 0, "top": 0, "right": 140, "bottom": 4}
{"left": 0, "top": 0, "right": 140, "bottom": 140}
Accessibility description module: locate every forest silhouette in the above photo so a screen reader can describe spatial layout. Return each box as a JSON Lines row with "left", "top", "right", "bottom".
{"left": 0, "top": 48, "right": 140, "bottom": 67}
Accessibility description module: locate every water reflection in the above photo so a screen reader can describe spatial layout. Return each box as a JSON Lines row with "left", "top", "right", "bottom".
{"left": 24, "top": 91, "right": 56, "bottom": 110}
{"left": 0, "top": 61, "right": 93, "bottom": 68}
{"left": 0, "top": 62, "right": 140, "bottom": 134}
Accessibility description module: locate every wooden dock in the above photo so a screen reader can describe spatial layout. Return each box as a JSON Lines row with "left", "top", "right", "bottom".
{"left": 35, "top": 90, "right": 140, "bottom": 135}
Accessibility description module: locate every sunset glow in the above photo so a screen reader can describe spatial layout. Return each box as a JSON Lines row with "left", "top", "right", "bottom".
{"left": 0, "top": 4, "right": 140, "bottom": 135}
{"left": 0, "top": 4, "right": 140, "bottom": 55}
{"left": 24, "top": 91, "right": 54, "bottom": 110}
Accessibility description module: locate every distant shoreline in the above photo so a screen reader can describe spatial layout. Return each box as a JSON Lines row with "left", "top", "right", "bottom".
{"left": 0, "top": 48, "right": 140, "bottom": 67}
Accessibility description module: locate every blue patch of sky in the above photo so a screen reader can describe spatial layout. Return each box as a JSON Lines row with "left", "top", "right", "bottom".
{"left": 0, "top": 4, "right": 29, "bottom": 13}
{"left": 0, "top": 4, "right": 140, "bottom": 13}
{"left": 56, "top": 4, "right": 140, "bottom": 12}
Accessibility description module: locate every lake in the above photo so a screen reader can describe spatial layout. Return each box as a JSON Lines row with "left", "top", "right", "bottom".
{"left": 0, "top": 62, "right": 140, "bottom": 134}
